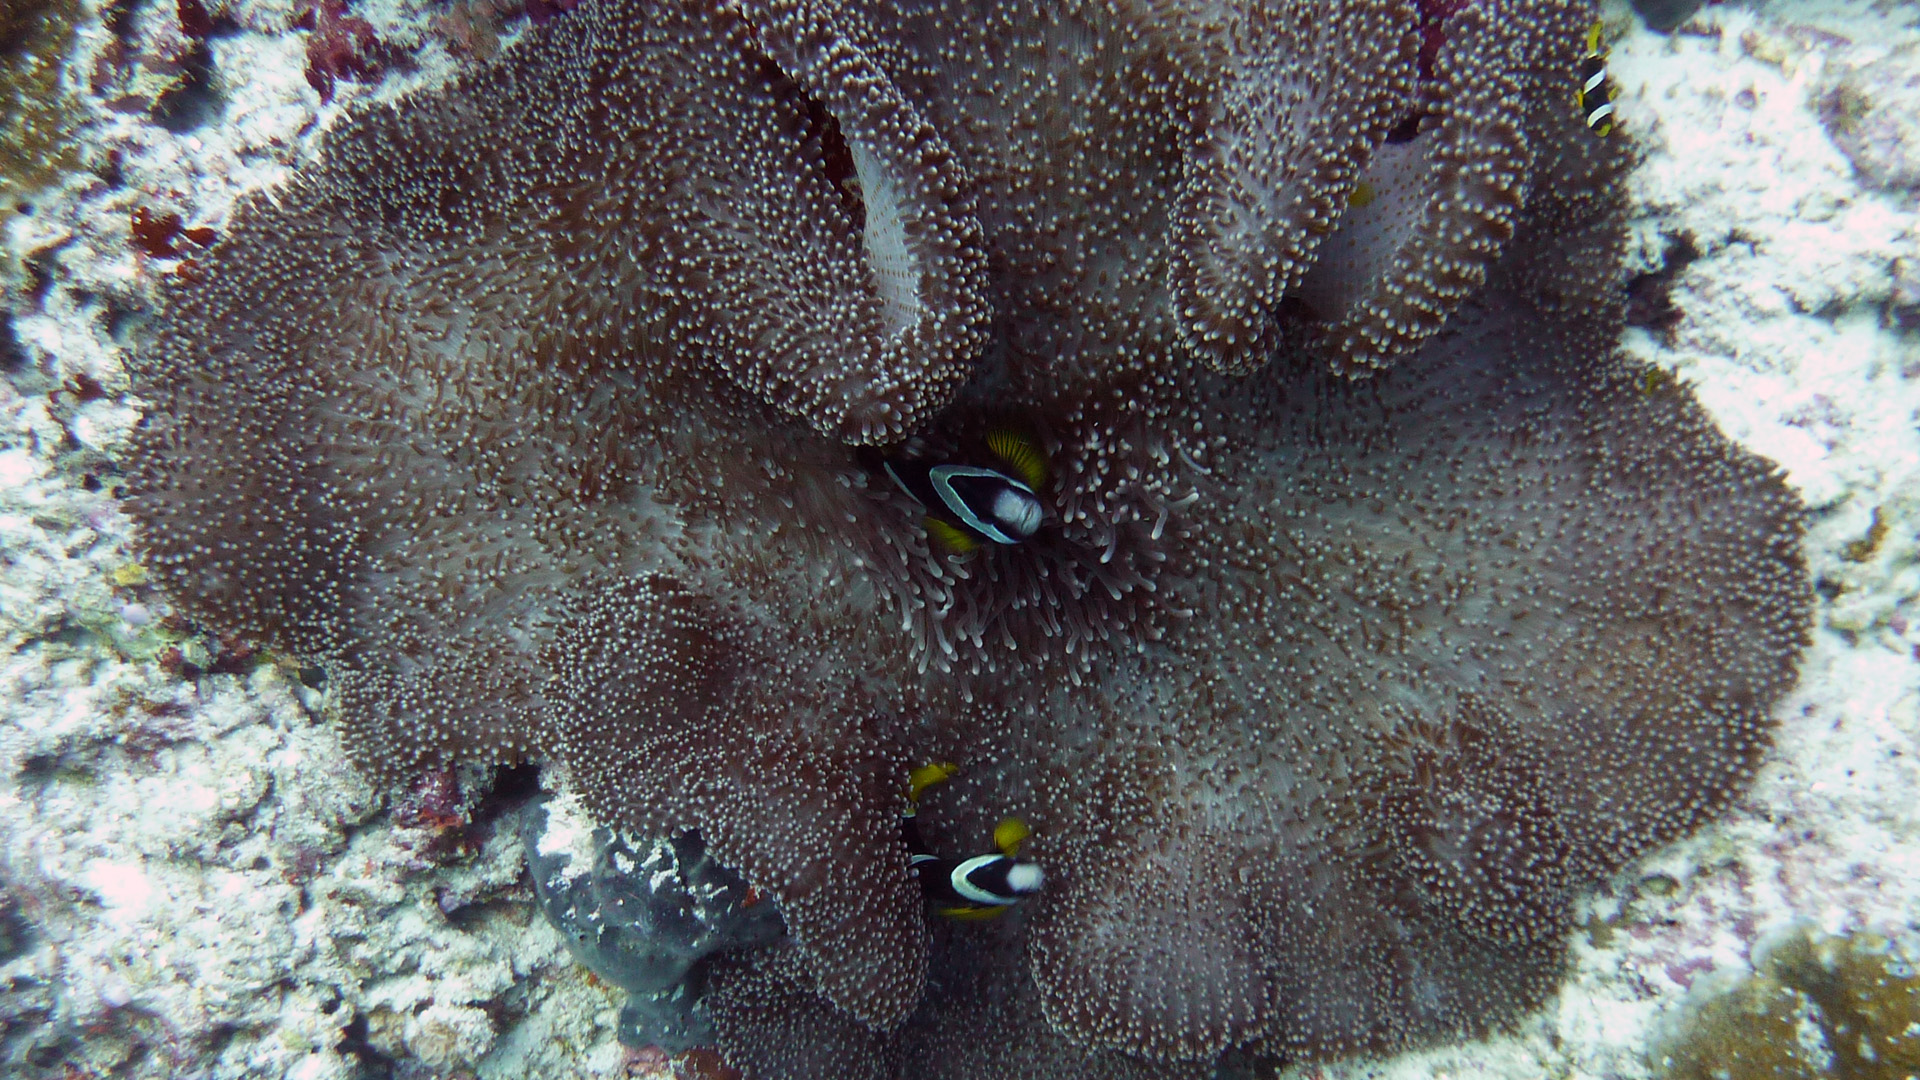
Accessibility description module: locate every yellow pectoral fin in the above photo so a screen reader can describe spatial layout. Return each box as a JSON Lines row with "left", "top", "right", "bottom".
{"left": 925, "top": 516, "right": 979, "bottom": 554}
{"left": 986, "top": 429, "right": 1049, "bottom": 492}
{"left": 993, "top": 817, "right": 1031, "bottom": 856}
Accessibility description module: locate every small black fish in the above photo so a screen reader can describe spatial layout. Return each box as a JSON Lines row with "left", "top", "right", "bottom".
{"left": 901, "top": 763, "right": 1043, "bottom": 921}
{"left": 880, "top": 430, "right": 1049, "bottom": 552}
{"left": 1579, "top": 21, "right": 1616, "bottom": 137}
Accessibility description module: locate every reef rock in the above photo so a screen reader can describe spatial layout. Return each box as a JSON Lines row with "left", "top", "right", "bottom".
{"left": 124, "top": 0, "right": 1811, "bottom": 1073}
{"left": 1819, "top": 46, "right": 1920, "bottom": 195}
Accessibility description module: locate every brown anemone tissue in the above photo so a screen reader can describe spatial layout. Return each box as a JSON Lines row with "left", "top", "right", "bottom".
{"left": 124, "top": 0, "right": 1812, "bottom": 1076}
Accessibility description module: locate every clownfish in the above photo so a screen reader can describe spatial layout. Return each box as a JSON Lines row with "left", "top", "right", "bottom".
{"left": 1579, "top": 21, "right": 1616, "bottom": 137}
{"left": 901, "top": 762, "right": 1044, "bottom": 920}
{"left": 880, "top": 430, "right": 1050, "bottom": 553}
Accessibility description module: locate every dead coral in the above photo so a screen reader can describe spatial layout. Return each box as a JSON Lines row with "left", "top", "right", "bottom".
{"left": 1818, "top": 47, "right": 1920, "bottom": 195}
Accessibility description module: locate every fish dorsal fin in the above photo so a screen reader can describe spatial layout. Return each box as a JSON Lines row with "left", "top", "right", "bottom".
{"left": 986, "top": 429, "right": 1048, "bottom": 493}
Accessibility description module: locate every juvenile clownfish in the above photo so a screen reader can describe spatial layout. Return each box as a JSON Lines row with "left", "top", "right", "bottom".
{"left": 1579, "top": 21, "right": 1616, "bottom": 137}
{"left": 901, "top": 762, "right": 1044, "bottom": 920}
{"left": 881, "top": 430, "right": 1050, "bottom": 553}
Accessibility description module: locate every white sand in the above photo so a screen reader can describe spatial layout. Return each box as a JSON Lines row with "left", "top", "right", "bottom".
{"left": 1, "top": 0, "right": 1914, "bottom": 1076}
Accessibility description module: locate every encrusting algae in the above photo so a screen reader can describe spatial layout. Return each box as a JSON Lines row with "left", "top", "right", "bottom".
{"left": 1656, "top": 929, "right": 1920, "bottom": 1080}
{"left": 1, "top": 0, "right": 83, "bottom": 249}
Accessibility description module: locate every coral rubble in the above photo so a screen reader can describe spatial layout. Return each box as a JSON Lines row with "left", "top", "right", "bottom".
{"left": 120, "top": 0, "right": 1813, "bottom": 1075}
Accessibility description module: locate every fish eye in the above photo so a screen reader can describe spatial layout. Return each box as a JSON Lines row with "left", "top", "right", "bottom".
{"left": 992, "top": 488, "right": 1044, "bottom": 538}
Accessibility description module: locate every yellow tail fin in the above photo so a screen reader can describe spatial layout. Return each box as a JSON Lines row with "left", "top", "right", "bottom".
{"left": 986, "top": 429, "right": 1048, "bottom": 492}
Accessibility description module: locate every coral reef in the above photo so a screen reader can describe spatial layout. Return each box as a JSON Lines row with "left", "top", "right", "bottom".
{"left": 524, "top": 796, "right": 784, "bottom": 1052}
{"left": 1, "top": 0, "right": 83, "bottom": 280}
{"left": 117, "top": 0, "right": 1815, "bottom": 1075}
{"left": 1653, "top": 929, "right": 1920, "bottom": 1079}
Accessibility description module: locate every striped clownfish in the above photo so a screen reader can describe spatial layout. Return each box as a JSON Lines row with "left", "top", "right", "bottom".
{"left": 880, "top": 430, "right": 1050, "bottom": 553}
{"left": 1579, "top": 21, "right": 1616, "bottom": 136}
{"left": 901, "top": 762, "right": 1044, "bottom": 920}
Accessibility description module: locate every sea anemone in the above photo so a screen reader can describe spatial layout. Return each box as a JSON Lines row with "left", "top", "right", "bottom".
{"left": 124, "top": 0, "right": 1811, "bottom": 1072}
